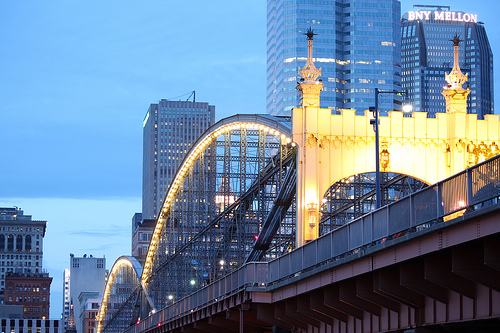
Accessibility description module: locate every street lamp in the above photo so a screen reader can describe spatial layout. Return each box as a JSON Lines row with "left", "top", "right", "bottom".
{"left": 370, "top": 88, "right": 412, "bottom": 209}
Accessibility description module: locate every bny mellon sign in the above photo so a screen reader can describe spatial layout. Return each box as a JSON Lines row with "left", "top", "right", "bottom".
{"left": 408, "top": 11, "right": 478, "bottom": 23}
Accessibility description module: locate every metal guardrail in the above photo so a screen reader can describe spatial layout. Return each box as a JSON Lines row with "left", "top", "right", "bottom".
{"left": 128, "top": 154, "right": 500, "bottom": 333}
{"left": 129, "top": 262, "right": 268, "bottom": 332}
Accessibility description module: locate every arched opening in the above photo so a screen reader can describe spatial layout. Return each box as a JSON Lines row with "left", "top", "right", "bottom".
{"left": 25, "top": 235, "right": 31, "bottom": 251}
{"left": 0, "top": 235, "right": 5, "bottom": 251}
{"left": 320, "top": 172, "right": 427, "bottom": 235}
{"left": 16, "top": 235, "right": 23, "bottom": 252}
{"left": 7, "top": 235, "right": 14, "bottom": 251}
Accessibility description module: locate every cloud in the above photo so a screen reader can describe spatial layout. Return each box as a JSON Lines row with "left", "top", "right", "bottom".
{"left": 68, "top": 225, "right": 128, "bottom": 237}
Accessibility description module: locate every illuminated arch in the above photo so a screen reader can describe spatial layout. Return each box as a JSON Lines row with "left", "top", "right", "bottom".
{"left": 97, "top": 115, "right": 294, "bottom": 333}
{"left": 97, "top": 256, "right": 149, "bottom": 333}
{"left": 140, "top": 114, "right": 293, "bottom": 298}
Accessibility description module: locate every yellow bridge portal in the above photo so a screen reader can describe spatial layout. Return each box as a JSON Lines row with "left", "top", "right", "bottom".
{"left": 294, "top": 32, "right": 500, "bottom": 246}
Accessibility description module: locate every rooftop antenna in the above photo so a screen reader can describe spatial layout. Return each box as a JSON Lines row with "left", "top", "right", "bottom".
{"left": 186, "top": 90, "right": 196, "bottom": 102}
{"left": 161, "top": 90, "right": 196, "bottom": 102}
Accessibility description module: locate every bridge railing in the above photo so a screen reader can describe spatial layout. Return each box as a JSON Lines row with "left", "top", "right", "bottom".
{"left": 269, "top": 154, "right": 500, "bottom": 283}
{"left": 131, "top": 262, "right": 268, "bottom": 332}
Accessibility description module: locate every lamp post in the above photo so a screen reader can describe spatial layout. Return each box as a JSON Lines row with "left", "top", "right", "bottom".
{"left": 371, "top": 88, "right": 412, "bottom": 209}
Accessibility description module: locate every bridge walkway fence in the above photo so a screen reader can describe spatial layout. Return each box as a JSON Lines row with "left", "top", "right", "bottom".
{"left": 132, "top": 262, "right": 268, "bottom": 332}
{"left": 128, "top": 154, "right": 500, "bottom": 333}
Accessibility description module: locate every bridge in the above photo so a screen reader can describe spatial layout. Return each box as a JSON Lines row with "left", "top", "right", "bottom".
{"left": 96, "top": 34, "right": 500, "bottom": 333}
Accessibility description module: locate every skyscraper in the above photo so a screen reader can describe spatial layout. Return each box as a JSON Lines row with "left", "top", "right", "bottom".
{"left": 401, "top": 6, "right": 493, "bottom": 118}
{"left": 142, "top": 99, "right": 215, "bottom": 219}
{"left": 266, "top": 0, "right": 402, "bottom": 116}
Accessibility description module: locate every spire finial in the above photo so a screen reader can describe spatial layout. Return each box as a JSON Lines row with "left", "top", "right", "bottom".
{"left": 444, "top": 35, "right": 468, "bottom": 90}
{"left": 450, "top": 34, "right": 462, "bottom": 47}
{"left": 304, "top": 27, "right": 317, "bottom": 40}
{"left": 442, "top": 35, "right": 470, "bottom": 114}
{"left": 298, "top": 28, "right": 321, "bottom": 81}
{"left": 296, "top": 29, "right": 323, "bottom": 107}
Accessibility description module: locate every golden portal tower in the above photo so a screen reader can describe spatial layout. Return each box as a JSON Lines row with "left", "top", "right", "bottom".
{"left": 293, "top": 33, "right": 500, "bottom": 247}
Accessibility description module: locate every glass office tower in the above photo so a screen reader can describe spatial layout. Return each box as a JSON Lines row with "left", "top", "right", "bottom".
{"left": 142, "top": 100, "right": 215, "bottom": 219}
{"left": 267, "top": 0, "right": 402, "bottom": 116}
{"left": 401, "top": 6, "right": 493, "bottom": 118}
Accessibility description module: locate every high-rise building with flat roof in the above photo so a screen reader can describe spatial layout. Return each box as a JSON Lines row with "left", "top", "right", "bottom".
{"left": 62, "top": 254, "right": 106, "bottom": 333}
{"left": 142, "top": 99, "right": 215, "bottom": 219}
{"left": 0, "top": 208, "right": 47, "bottom": 301}
{"left": 266, "top": 0, "right": 402, "bottom": 116}
{"left": 401, "top": 6, "right": 493, "bottom": 118}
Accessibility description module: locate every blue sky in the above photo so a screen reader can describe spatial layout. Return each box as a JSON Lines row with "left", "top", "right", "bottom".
{"left": 0, "top": 0, "right": 497, "bottom": 319}
{"left": 0, "top": 0, "right": 266, "bottom": 318}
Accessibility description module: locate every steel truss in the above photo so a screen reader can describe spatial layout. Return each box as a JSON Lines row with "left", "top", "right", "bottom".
{"left": 97, "top": 256, "right": 145, "bottom": 333}
{"left": 319, "top": 172, "right": 427, "bottom": 234}
{"left": 146, "top": 128, "right": 295, "bottom": 311}
{"left": 98, "top": 116, "right": 296, "bottom": 333}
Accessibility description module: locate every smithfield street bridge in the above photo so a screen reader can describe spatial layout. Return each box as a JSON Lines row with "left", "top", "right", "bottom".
{"left": 96, "top": 33, "right": 500, "bottom": 333}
